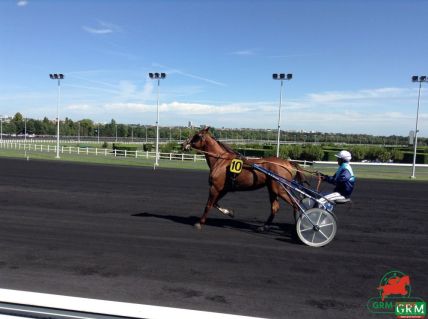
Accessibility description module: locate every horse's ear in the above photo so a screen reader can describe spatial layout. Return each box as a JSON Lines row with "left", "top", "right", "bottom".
{"left": 204, "top": 126, "right": 210, "bottom": 132}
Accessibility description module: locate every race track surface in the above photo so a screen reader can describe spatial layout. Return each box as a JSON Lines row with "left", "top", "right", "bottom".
{"left": 0, "top": 158, "right": 427, "bottom": 318}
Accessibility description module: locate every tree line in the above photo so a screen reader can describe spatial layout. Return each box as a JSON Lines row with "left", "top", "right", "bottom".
{"left": 2, "top": 112, "right": 426, "bottom": 146}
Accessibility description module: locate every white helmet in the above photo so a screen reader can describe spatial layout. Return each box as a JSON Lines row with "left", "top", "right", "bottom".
{"left": 335, "top": 150, "right": 352, "bottom": 162}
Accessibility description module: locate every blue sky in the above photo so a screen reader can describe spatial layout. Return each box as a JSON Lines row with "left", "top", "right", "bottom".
{"left": 0, "top": 0, "right": 427, "bottom": 136}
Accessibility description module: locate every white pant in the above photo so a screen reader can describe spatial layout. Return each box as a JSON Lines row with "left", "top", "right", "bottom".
{"left": 318, "top": 192, "right": 345, "bottom": 204}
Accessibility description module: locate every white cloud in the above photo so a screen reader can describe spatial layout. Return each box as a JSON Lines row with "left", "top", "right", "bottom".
{"left": 82, "top": 21, "right": 121, "bottom": 35}
{"left": 65, "top": 104, "right": 92, "bottom": 111}
{"left": 17, "top": 0, "right": 28, "bottom": 7}
{"left": 153, "top": 63, "right": 226, "bottom": 87}
{"left": 82, "top": 26, "right": 113, "bottom": 35}
{"left": 103, "top": 101, "right": 254, "bottom": 115}
{"left": 230, "top": 49, "right": 257, "bottom": 56}
{"left": 118, "top": 81, "right": 137, "bottom": 97}
{"left": 141, "top": 81, "right": 154, "bottom": 99}
{"left": 104, "top": 102, "right": 152, "bottom": 112}
{"left": 307, "top": 87, "right": 412, "bottom": 105}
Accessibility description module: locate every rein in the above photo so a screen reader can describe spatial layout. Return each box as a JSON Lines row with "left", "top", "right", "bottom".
{"left": 193, "top": 148, "right": 235, "bottom": 160}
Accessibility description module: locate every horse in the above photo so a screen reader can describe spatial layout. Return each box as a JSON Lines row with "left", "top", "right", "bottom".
{"left": 378, "top": 275, "right": 410, "bottom": 301}
{"left": 182, "top": 127, "right": 306, "bottom": 231}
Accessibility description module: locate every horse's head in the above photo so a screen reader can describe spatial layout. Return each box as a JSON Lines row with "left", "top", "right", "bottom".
{"left": 401, "top": 275, "right": 410, "bottom": 286}
{"left": 182, "top": 127, "right": 211, "bottom": 151}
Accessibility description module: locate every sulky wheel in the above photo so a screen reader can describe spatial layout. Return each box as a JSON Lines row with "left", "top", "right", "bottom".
{"left": 296, "top": 208, "right": 337, "bottom": 247}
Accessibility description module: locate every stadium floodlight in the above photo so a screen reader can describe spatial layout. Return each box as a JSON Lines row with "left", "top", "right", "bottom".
{"left": 148, "top": 72, "right": 167, "bottom": 167}
{"left": 272, "top": 73, "right": 293, "bottom": 157}
{"left": 49, "top": 73, "right": 64, "bottom": 159}
{"left": 410, "top": 75, "right": 427, "bottom": 179}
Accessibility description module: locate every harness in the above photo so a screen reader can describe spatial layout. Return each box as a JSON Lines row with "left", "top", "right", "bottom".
{"left": 186, "top": 136, "right": 324, "bottom": 191}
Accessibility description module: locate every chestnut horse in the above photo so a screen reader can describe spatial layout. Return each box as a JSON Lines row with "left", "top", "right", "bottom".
{"left": 182, "top": 127, "right": 305, "bottom": 231}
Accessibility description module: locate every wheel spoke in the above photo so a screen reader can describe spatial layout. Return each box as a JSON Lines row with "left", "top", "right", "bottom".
{"left": 318, "top": 229, "right": 329, "bottom": 240}
{"left": 311, "top": 231, "right": 316, "bottom": 243}
{"left": 316, "top": 211, "right": 323, "bottom": 226}
{"left": 319, "top": 223, "right": 334, "bottom": 228}
{"left": 300, "top": 227, "right": 313, "bottom": 232}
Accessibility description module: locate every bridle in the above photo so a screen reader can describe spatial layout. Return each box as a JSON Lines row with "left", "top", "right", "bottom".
{"left": 184, "top": 133, "right": 237, "bottom": 161}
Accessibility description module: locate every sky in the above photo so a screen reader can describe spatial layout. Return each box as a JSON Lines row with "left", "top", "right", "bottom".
{"left": 0, "top": 0, "right": 427, "bottom": 136}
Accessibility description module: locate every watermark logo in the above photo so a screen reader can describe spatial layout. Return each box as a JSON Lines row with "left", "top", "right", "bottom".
{"left": 378, "top": 270, "right": 411, "bottom": 302}
{"left": 395, "top": 302, "right": 426, "bottom": 318}
{"left": 367, "top": 270, "right": 425, "bottom": 318}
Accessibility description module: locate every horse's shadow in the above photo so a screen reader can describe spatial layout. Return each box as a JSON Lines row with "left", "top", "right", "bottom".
{"left": 132, "top": 212, "right": 301, "bottom": 245}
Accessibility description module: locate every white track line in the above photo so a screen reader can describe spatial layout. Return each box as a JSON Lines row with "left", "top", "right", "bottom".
{"left": 0, "top": 289, "right": 265, "bottom": 319}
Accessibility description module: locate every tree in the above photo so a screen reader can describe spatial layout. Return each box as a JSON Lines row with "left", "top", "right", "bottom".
{"left": 13, "top": 112, "right": 23, "bottom": 122}
{"left": 301, "top": 145, "right": 324, "bottom": 161}
{"left": 79, "top": 119, "right": 94, "bottom": 136}
{"left": 11, "top": 112, "right": 25, "bottom": 134}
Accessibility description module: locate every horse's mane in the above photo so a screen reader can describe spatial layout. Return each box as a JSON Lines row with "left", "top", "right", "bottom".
{"left": 210, "top": 134, "right": 242, "bottom": 156}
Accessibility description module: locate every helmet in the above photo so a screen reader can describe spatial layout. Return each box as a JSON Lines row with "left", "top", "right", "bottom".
{"left": 335, "top": 150, "right": 352, "bottom": 162}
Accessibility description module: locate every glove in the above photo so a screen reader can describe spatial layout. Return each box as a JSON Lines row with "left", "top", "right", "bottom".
{"left": 319, "top": 173, "right": 328, "bottom": 180}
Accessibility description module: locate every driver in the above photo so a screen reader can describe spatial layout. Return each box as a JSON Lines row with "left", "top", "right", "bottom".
{"left": 319, "top": 150, "right": 355, "bottom": 206}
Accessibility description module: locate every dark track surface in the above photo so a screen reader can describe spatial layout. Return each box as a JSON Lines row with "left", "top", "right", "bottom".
{"left": 0, "top": 158, "right": 427, "bottom": 318}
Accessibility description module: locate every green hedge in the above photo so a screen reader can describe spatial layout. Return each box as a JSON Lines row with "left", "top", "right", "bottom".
{"left": 402, "top": 152, "right": 428, "bottom": 164}
{"left": 301, "top": 145, "right": 324, "bottom": 161}
{"left": 160, "top": 142, "right": 181, "bottom": 153}
{"left": 143, "top": 144, "right": 153, "bottom": 152}
{"left": 323, "top": 150, "right": 338, "bottom": 161}
{"left": 112, "top": 143, "right": 138, "bottom": 152}
{"left": 236, "top": 148, "right": 272, "bottom": 157}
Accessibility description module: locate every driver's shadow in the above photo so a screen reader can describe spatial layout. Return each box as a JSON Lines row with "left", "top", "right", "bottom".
{"left": 132, "top": 212, "right": 301, "bottom": 244}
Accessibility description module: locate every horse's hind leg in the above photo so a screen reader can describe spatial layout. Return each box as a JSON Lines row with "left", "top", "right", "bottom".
{"left": 257, "top": 190, "right": 280, "bottom": 233}
{"left": 276, "top": 188, "right": 300, "bottom": 225}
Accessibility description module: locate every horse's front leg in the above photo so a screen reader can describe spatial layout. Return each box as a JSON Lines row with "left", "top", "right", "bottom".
{"left": 195, "top": 186, "right": 221, "bottom": 230}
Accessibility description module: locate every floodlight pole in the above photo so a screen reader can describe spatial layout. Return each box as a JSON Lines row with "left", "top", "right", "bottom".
{"left": 50, "top": 74, "right": 64, "bottom": 159}
{"left": 410, "top": 75, "right": 427, "bottom": 179}
{"left": 276, "top": 80, "right": 283, "bottom": 157}
{"left": 155, "top": 79, "right": 160, "bottom": 166}
{"left": 149, "top": 72, "right": 167, "bottom": 168}
{"left": 56, "top": 80, "right": 61, "bottom": 158}
{"left": 272, "top": 73, "right": 292, "bottom": 157}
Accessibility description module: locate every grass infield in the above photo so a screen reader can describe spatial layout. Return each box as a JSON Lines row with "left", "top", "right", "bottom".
{"left": 1, "top": 148, "right": 428, "bottom": 181}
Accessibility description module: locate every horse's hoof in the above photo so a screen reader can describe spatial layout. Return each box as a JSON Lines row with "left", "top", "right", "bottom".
{"left": 228, "top": 209, "right": 235, "bottom": 218}
{"left": 256, "top": 225, "right": 270, "bottom": 233}
{"left": 194, "top": 222, "right": 202, "bottom": 230}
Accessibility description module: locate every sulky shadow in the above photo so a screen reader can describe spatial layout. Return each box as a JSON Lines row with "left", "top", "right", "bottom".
{"left": 133, "top": 212, "right": 301, "bottom": 244}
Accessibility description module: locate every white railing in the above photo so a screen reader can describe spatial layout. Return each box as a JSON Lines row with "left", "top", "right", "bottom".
{"left": 313, "top": 160, "right": 428, "bottom": 168}
{"left": 0, "top": 142, "right": 206, "bottom": 162}
{"left": 0, "top": 139, "right": 152, "bottom": 145}
{"left": 1, "top": 141, "right": 427, "bottom": 167}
